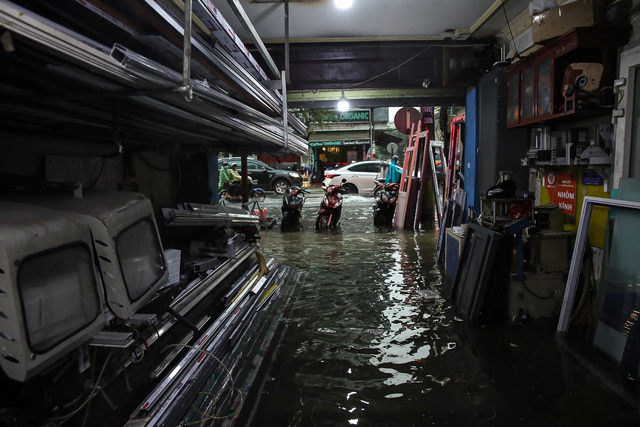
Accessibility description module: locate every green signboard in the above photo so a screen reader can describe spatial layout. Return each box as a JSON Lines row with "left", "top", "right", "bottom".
{"left": 329, "top": 109, "right": 371, "bottom": 123}
{"left": 310, "top": 141, "right": 343, "bottom": 147}
{"left": 310, "top": 140, "right": 370, "bottom": 147}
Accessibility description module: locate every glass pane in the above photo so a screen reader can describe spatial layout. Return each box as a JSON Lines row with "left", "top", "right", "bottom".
{"left": 508, "top": 73, "right": 520, "bottom": 123}
{"left": 522, "top": 66, "right": 535, "bottom": 119}
{"left": 19, "top": 244, "right": 100, "bottom": 352}
{"left": 629, "top": 67, "right": 640, "bottom": 177}
{"left": 116, "top": 219, "right": 165, "bottom": 301}
{"left": 537, "top": 58, "right": 552, "bottom": 116}
{"left": 587, "top": 192, "right": 640, "bottom": 377}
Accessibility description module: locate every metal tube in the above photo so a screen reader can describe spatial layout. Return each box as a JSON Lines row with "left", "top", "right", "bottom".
{"left": 282, "top": 70, "right": 288, "bottom": 150}
{"left": 181, "top": 0, "right": 193, "bottom": 102}
{"left": 284, "top": 0, "right": 290, "bottom": 83}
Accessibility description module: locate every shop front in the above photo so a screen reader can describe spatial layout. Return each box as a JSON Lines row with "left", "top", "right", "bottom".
{"left": 309, "top": 138, "right": 372, "bottom": 180}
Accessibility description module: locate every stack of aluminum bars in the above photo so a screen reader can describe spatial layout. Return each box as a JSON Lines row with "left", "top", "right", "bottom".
{"left": 126, "top": 258, "right": 304, "bottom": 426}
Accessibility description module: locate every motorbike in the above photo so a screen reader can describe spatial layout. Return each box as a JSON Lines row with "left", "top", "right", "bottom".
{"left": 316, "top": 179, "right": 347, "bottom": 231}
{"left": 219, "top": 180, "right": 266, "bottom": 203}
{"left": 373, "top": 182, "right": 399, "bottom": 226}
{"left": 280, "top": 185, "right": 308, "bottom": 231}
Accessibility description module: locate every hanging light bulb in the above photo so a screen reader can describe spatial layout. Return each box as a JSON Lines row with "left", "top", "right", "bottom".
{"left": 337, "top": 91, "right": 350, "bottom": 112}
{"left": 335, "top": 0, "right": 353, "bottom": 9}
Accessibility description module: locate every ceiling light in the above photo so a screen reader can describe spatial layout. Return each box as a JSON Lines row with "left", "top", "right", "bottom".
{"left": 337, "top": 91, "right": 350, "bottom": 112}
{"left": 335, "top": 0, "right": 353, "bottom": 9}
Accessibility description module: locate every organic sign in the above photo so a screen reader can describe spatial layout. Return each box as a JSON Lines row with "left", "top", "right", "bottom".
{"left": 309, "top": 141, "right": 342, "bottom": 147}
{"left": 545, "top": 171, "right": 577, "bottom": 221}
{"left": 329, "top": 110, "right": 371, "bottom": 123}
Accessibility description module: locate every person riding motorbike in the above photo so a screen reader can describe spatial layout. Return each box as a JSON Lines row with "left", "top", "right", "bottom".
{"left": 225, "top": 163, "right": 244, "bottom": 199}
{"left": 218, "top": 161, "right": 230, "bottom": 190}
{"left": 385, "top": 155, "right": 402, "bottom": 185}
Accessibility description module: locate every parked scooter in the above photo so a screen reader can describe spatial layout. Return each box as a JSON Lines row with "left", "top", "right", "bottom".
{"left": 316, "top": 179, "right": 347, "bottom": 230}
{"left": 373, "top": 182, "right": 399, "bottom": 226}
{"left": 281, "top": 185, "right": 308, "bottom": 231}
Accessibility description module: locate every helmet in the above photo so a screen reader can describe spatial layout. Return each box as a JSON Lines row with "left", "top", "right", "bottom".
{"left": 231, "top": 163, "right": 238, "bottom": 167}
{"left": 392, "top": 155, "right": 399, "bottom": 161}
{"left": 222, "top": 161, "right": 229, "bottom": 166}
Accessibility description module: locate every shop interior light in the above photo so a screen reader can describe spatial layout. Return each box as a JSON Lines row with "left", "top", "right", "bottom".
{"left": 337, "top": 91, "right": 350, "bottom": 112}
{"left": 335, "top": 0, "right": 353, "bottom": 9}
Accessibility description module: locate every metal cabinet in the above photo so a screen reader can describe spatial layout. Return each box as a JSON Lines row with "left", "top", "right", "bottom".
{"left": 477, "top": 67, "right": 529, "bottom": 199}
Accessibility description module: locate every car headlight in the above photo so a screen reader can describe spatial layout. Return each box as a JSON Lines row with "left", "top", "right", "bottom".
{"left": 289, "top": 172, "right": 301, "bottom": 178}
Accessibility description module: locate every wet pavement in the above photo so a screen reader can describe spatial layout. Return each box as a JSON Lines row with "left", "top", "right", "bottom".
{"left": 242, "top": 186, "right": 639, "bottom": 427}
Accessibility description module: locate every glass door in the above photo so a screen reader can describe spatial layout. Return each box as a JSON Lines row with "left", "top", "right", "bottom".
{"left": 613, "top": 45, "right": 640, "bottom": 186}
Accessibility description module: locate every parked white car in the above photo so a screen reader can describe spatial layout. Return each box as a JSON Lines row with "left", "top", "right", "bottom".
{"left": 322, "top": 160, "right": 389, "bottom": 195}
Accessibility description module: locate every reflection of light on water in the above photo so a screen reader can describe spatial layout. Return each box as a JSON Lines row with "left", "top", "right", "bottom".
{"left": 369, "top": 341, "right": 431, "bottom": 366}
{"left": 439, "top": 342, "right": 457, "bottom": 355}
{"left": 256, "top": 195, "right": 459, "bottom": 424}
{"left": 346, "top": 391, "right": 369, "bottom": 405}
{"left": 425, "top": 374, "right": 450, "bottom": 386}
{"left": 622, "top": 309, "right": 639, "bottom": 336}
{"left": 378, "top": 368, "right": 417, "bottom": 386}
{"left": 385, "top": 393, "right": 404, "bottom": 399}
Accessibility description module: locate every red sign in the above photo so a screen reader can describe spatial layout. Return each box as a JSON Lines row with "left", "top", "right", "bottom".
{"left": 545, "top": 172, "right": 577, "bottom": 219}
{"left": 393, "top": 107, "right": 421, "bottom": 135}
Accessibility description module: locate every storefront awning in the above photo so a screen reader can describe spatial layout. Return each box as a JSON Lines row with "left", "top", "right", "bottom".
{"left": 374, "top": 131, "right": 404, "bottom": 147}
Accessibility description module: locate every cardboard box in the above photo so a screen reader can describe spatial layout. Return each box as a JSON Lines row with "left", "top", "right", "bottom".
{"left": 531, "top": 0, "right": 603, "bottom": 43}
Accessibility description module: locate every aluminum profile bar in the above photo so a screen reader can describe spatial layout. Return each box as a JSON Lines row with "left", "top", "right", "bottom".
{"left": 224, "top": 0, "right": 281, "bottom": 79}
{"left": 110, "top": 45, "right": 308, "bottom": 153}
{"left": 0, "top": 2, "right": 135, "bottom": 85}
{"left": 282, "top": 70, "right": 288, "bottom": 150}
{"left": 131, "top": 258, "right": 277, "bottom": 423}
{"left": 0, "top": 1, "right": 308, "bottom": 153}
{"left": 180, "top": 0, "right": 194, "bottom": 101}
{"left": 144, "top": 0, "right": 278, "bottom": 112}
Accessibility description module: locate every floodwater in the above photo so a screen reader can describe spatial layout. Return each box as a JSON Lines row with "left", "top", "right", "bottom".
{"left": 245, "top": 188, "right": 639, "bottom": 427}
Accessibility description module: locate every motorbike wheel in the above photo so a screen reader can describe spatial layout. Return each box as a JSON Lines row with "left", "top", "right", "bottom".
{"left": 373, "top": 210, "right": 387, "bottom": 227}
{"left": 251, "top": 188, "right": 266, "bottom": 203}
{"left": 280, "top": 215, "right": 293, "bottom": 231}
{"left": 316, "top": 214, "right": 330, "bottom": 231}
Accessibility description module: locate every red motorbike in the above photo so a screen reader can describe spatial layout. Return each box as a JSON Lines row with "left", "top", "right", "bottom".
{"left": 316, "top": 179, "right": 347, "bottom": 230}
{"left": 373, "top": 182, "right": 399, "bottom": 226}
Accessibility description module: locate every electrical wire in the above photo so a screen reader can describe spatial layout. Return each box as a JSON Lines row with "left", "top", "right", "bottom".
{"left": 47, "top": 350, "right": 115, "bottom": 423}
{"left": 344, "top": 45, "right": 434, "bottom": 89}
{"left": 122, "top": 326, "right": 146, "bottom": 364}
{"left": 135, "top": 152, "right": 182, "bottom": 195}
{"left": 162, "top": 343, "right": 245, "bottom": 424}
{"left": 136, "top": 152, "right": 173, "bottom": 172}
{"left": 501, "top": 0, "right": 520, "bottom": 60}
{"left": 86, "top": 157, "right": 106, "bottom": 190}
{"left": 518, "top": 279, "right": 555, "bottom": 300}
{"left": 596, "top": 86, "right": 624, "bottom": 108}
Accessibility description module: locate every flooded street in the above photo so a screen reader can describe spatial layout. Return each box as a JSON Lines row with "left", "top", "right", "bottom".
{"left": 245, "top": 188, "right": 639, "bottom": 427}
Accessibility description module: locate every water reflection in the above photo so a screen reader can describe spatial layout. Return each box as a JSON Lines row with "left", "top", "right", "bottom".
{"left": 248, "top": 191, "right": 639, "bottom": 427}
{"left": 251, "top": 192, "right": 469, "bottom": 426}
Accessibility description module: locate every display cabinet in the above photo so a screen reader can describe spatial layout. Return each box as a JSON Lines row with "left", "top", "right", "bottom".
{"left": 507, "top": 27, "right": 630, "bottom": 128}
